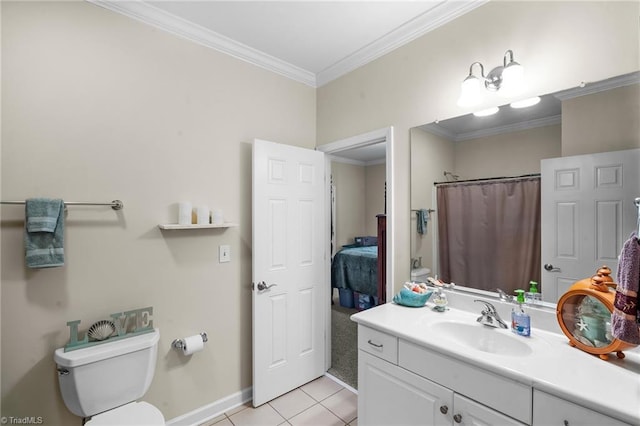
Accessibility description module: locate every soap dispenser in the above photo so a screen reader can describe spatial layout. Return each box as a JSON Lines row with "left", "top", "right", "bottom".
{"left": 511, "top": 289, "right": 531, "bottom": 337}
{"left": 525, "top": 281, "right": 541, "bottom": 305}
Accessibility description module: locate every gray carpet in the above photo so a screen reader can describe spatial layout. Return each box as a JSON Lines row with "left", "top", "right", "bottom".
{"left": 328, "top": 300, "right": 358, "bottom": 389}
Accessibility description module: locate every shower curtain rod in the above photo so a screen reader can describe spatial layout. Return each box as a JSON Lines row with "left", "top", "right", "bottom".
{"left": 434, "top": 173, "right": 540, "bottom": 186}
{"left": 1, "top": 199, "right": 124, "bottom": 210}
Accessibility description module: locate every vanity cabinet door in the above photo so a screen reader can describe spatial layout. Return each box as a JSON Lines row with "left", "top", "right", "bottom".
{"left": 358, "top": 350, "right": 452, "bottom": 426}
{"left": 454, "top": 394, "right": 527, "bottom": 426}
{"left": 533, "top": 390, "right": 632, "bottom": 426}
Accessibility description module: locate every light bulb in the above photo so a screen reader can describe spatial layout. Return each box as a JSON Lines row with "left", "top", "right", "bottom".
{"left": 457, "top": 75, "right": 482, "bottom": 107}
{"left": 500, "top": 62, "right": 524, "bottom": 97}
{"left": 473, "top": 106, "right": 499, "bottom": 117}
{"left": 511, "top": 97, "right": 540, "bottom": 109}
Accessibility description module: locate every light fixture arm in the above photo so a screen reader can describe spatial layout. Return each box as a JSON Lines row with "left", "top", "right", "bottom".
{"left": 503, "top": 49, "right": 515, "bottom": 67}
{"left": 467, "top": 61, "right": 485, "bottom": 79}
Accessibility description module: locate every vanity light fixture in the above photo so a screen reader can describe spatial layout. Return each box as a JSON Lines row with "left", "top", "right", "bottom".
{"left": 457, "top": 50, "right": 525, "bottom": 107}
{"left": 510, "top": 96, "right": 541, "bottom": 109}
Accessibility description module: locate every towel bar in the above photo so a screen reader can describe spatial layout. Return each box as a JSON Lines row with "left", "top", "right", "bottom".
{"left": 1, "top": 200, "right": 123, "bottom": 210}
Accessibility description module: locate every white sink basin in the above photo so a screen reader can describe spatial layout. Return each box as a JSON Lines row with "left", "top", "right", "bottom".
{"left": 428, "top": 321, "right": 533, "bottom": 356}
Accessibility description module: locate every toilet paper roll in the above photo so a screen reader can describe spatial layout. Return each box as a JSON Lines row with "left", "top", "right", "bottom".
{"left": 182, "top": 334, "right": 205, "bottom": 355}
{"left": 178, "top": 202, "right": 192, "bottom": 225}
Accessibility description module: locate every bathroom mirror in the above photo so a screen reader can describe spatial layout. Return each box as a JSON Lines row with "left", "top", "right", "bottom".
{"left": 410, "top": 71, "right": 640, "bottom": 303}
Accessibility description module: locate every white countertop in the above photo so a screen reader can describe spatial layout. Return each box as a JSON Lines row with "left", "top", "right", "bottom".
{"left": 351, "top": 294, "right": 640, "bottom": 425}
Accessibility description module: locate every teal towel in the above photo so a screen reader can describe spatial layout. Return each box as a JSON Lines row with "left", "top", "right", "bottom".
{"left": 416, "top": 209, "right": 429, "bottom": 235}
{"left": 24, "top": 198, "right": 65, "bottom": 268}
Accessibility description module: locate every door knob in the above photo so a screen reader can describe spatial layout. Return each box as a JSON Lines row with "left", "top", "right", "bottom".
{"left": 544, "top": 263, "right": 561, "bottom": 272}
{"left": 256, "top": 281, "right": 277, "bottom": 291}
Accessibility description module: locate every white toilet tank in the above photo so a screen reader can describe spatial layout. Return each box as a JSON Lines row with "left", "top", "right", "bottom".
{"left": 54, "top": 328, "right": 160, "bottom": 418}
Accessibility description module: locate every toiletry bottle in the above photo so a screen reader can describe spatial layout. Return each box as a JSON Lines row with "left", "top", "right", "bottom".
{"left": 525, "top": 280, "right": 541, "bottom": 305}
{"left": 511, "top": 289, "right": 531, "bottom": 337}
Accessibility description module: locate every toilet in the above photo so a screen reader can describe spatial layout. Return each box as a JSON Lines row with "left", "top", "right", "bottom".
{"left": 410, "top": 267, "right": 431, "bottom": 283}
{"left": 54, "top": 328, "right": 164, "bottom": 425}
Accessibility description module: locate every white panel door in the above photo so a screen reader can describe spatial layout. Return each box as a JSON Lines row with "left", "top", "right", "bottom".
{"left": 541, "top": 148, "right": 640, "bottom": 302}
{"left": 252, "top": 139, "right": 326, "bottom": 406}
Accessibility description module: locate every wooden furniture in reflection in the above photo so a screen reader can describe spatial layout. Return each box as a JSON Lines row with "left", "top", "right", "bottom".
{"left": 377, "top": 214, "right": 387, "bottom": 304}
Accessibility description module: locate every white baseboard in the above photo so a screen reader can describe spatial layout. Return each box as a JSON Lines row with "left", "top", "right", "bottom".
{"left": 165, "top": 387, "right": 252, "bottom": 426}
{"left": 165, "top": 372, "right": 354, "bottom": 425}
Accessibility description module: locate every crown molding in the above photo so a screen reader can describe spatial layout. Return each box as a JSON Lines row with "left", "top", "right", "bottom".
{"left": 87, "top": 0, "right": 316, "bottom": 86}
{"left": 316, "top": 0, "right": 488, "bottom": 87}
{"left": 420, "top": 123, "right": 457, "bottom": 141}
{"left": 455, "top": 115, "right": 562, "bottom": 142}
{"left": 554, "top": 71, "right": 640, "bottom": 100}
{"left": 88, "top": 0, "right": 487, "bottom": 88}
{"left": 421, "top": 114, "right": 562, "bottom": 142}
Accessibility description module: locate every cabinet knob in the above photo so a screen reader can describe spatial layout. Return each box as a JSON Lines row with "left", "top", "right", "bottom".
{"left": 564, "top": 421, "right": 569, "bottom": 426}
{"left": 453, "top": 414, "right": 462, "bottom": 423}
{"left": 439, "top": 405, "right": 448, "bottom": 414}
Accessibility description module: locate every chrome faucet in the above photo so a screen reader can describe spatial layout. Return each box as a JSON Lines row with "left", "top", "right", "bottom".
{"left": 495, "top": 288, "right": 515, "bottom": 303}
{"left": 474, "top": 300, "right": 508, "bottom": 329}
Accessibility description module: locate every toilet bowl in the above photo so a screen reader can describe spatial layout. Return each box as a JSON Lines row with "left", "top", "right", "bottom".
{"left": 54, "top": 328, "right": 164, "bottom": 424}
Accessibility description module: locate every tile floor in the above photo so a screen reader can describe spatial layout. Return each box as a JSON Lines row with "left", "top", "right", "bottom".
{"left": 200, "top": 376, "right": 357, "bottom": 426}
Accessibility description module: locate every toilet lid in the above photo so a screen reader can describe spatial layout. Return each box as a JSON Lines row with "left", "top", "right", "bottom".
{"left": 86, "top": 402, "right": 164, "bottom": 425}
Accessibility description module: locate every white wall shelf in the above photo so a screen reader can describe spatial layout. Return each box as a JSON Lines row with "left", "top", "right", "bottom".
{"left": 158, "top": 223, "right": 238, "bottom": 230}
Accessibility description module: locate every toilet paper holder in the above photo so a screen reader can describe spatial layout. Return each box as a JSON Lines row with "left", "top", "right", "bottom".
{"left": 172, "top": 332, "right": 208, "bottom": 351}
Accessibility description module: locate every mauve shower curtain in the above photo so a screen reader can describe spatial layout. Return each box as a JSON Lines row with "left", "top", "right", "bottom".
{"left": 437, "top": 176, "right": 541, "bottom": 294}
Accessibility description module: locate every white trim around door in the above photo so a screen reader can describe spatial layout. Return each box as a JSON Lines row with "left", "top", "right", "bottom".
{"left": 316, "top": 126, "right": 394, "bottom": 372}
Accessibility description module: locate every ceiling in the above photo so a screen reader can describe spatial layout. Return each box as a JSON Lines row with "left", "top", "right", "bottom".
{"left": 90, "top": 0, "right": 486, "bottom": 87}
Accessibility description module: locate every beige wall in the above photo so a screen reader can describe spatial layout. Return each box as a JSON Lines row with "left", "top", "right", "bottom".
{"left": 364, "top": 163, "right": 386, "bottom": 236}
{"left": 1, "top": 1, "right": 315, "bottom": 423}
{"left": 331, "top": 161, "right": 366, "bottom": 248}
{"left": 562, "top": 83, "right": 640, "bottom": 156}
{"left": 453, "top": 125, "right": 561, "bottom": 180}
{"left": 317, "top": 1, "right": 639, "bottom": 290}
{"left": 331, "top": 161, "right": 385, "bottom": 249}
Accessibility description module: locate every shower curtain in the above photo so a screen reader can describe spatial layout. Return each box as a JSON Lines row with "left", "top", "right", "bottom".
{"left": 436, "top": 176, "right": 541, "bottom": 294}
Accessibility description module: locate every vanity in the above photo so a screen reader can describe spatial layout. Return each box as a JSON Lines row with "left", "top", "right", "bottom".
{"left": 352, "top": 290, "right": 640, "bottom": 426}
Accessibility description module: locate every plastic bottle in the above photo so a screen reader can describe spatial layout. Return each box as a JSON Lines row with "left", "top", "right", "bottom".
{"left": 511, "top": 289, "right": 531, "bottom": 337}
{"left": 525, "top": 280, "right": 542, "bottom": 305}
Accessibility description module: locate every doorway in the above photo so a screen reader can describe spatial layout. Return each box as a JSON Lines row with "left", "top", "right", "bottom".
{"left": 316, "top": 127, "right": 394, "bottom": 389}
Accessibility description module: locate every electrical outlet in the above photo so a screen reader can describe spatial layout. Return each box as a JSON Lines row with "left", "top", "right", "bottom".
{"left": 219, "top": 245, "right": 231, "bottom": 263}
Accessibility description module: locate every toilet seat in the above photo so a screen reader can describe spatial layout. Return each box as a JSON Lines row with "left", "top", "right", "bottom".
{"left": 86, "top": 401, "right": 165, "bottom": 425}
